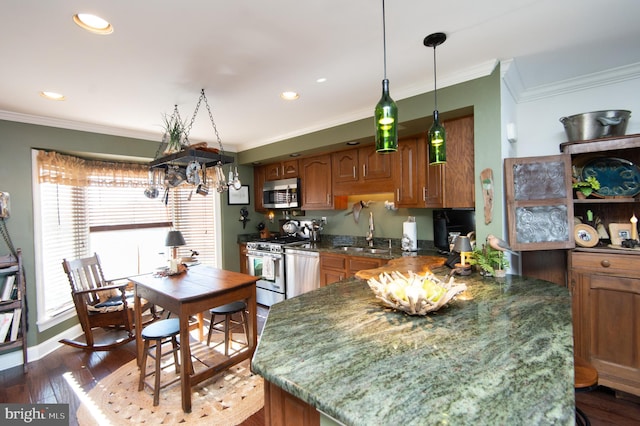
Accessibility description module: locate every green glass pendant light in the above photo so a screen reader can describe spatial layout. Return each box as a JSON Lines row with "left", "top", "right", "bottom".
{"left": 424, "top": 32, "right": 447, "bottom": 165}
{"left": 374, "top": 0, "right": 398, "bottom": 153}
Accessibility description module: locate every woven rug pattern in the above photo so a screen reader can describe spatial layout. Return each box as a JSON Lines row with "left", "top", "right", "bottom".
{"left": 76, "top": 337, "right": 263, "bottom": 425}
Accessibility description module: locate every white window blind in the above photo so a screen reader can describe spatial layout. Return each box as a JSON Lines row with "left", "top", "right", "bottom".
{"left": 34, "top": 149, "right": 219, "bottom": 324}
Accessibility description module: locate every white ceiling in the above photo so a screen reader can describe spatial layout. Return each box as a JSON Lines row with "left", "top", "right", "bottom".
{"left": 2, "top": 0, "right": 640, "bottom": 154}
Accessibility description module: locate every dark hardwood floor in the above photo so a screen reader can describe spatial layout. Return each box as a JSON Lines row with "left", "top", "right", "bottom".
{"left": 2, "top": 304, "right": 639, "bottom": 425}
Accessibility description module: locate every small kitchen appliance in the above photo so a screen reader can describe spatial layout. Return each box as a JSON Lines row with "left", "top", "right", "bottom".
{"left": 433, "top": 209, "right": 475, "bottom": 254}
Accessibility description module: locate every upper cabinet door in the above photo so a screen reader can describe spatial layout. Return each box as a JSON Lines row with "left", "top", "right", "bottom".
{"left": 504, "top": 154, "right": 575, "bottom": 251}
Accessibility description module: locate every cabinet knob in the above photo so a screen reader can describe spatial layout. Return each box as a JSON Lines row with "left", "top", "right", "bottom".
{"left": 600, "top": 259, "right": 611, "bottom": 268}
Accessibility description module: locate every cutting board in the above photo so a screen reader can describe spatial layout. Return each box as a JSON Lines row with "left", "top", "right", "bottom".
{"left": 354, "top": 255, "right": 446, "bottom": 280}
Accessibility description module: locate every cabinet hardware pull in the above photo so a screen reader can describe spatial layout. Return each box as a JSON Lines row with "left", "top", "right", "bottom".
{"left": 396, "top": 188, "right": 400, "bottom": 201}
{"left": 353, "top": 166, "right": 356, "bottom": 179}
{"left": 363, "top": 164, "right": 366, "bottom": 177}
{"left": 423, "top": 187, "right": 427, "bottom": 201}
{"left": 600, "top": 259, "right": 611, "bottom": 268}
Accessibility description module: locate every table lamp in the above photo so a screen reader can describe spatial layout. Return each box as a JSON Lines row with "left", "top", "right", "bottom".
{"left": 165, "top": 230, "right": 186, "bottom": 260}
{"left": 453, "top": 235, "right": 473, "bottom": 268}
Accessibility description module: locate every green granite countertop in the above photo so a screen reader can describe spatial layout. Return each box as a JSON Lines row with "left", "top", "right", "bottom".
{"left": 251, "top": 272, "right": 574, "bottom": 425}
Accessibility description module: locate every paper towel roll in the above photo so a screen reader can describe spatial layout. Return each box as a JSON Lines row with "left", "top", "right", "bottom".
{"left": 402, "top": 221, "right": 418, "bottom": 251}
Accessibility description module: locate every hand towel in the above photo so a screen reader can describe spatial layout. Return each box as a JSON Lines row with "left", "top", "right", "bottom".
{"left": 262, "top": 256, "right": 275, "bottom": 281}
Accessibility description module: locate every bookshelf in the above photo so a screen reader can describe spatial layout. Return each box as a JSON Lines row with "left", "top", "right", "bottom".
{"left": 0, "top": 248, "right": 27, "bottom": 372}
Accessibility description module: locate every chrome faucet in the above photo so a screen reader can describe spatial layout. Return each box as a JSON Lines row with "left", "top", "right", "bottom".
{"left": 366, "top": 212, "right": 375, "bottom": 247}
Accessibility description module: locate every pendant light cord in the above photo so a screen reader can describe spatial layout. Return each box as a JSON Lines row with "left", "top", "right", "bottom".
{"left": 382, "top": 0, "right": 388, "bottom": 80}
{"left": 432, "top": 45, "right": 438, "bottom": 110}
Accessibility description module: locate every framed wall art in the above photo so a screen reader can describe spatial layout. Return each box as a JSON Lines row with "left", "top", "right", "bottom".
{"left": 228, "top": 185, "right": 250, "bottom": 205}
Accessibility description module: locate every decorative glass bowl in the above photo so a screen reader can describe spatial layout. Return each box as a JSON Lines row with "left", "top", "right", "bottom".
{"left": 367, "top": 271, "right": 467, "bottom": 315}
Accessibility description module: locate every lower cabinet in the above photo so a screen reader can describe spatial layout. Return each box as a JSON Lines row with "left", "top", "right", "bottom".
{"left": 239, "top": 243, "right": 248, "bottom": 274}
{"left": 320, "top": 252, "right": 386, "bottom": 286}
{"left": 264, "top": 380, "right": 320, "bottom": 426}
{"left": 570, "top": 250, "right": 640, "bottom": 396}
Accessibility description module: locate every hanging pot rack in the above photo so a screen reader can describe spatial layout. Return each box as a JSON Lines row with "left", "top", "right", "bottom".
{"left": 150, "top": 89, "right": 234, "bottom": 169}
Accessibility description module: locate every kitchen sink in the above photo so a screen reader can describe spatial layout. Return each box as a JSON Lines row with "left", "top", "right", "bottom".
{"left": 365, "top": 248, "right": 390, "bottom": 254}
{"left": 336, "top": 246, "right": 364, "bottom": 252}
{"left": 334, "top": 246, "right": 390, "bottom": 254}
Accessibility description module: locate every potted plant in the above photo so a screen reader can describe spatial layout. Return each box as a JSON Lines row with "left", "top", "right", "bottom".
{"left": 469, "top": 244, "right": 509, "bottom": 277}
{"left": 162, "top": 114, "right": 187, "bottom": 153}
{"left": 572, "top": 176, "right": 600, "bottom": 199}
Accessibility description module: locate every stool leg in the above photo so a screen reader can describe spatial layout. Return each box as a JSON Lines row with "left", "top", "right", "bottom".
{"left": 224, "top": 314, "right": 232, "bottom": 356}
{"left": 172, "top": 336, "right": 180, "bottom": 374}
{"left": 240, "top": 310, "right": 249, "bottom": 346}
{"left": 138, "top": 339, "right": 150, "bottom": 391}
{"left": 207, "top": 313, "right": 215, "bottom": 346}
{"left": 575, "top": 406, "right": 590, "bottom": 426}
{"left": 153, "top": 340, "right": 162, "bottom": 406}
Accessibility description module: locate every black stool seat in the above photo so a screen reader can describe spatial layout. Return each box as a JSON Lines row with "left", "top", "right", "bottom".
{"left": 138, "top": 318, "right": 182, "bottom": 406}
{"left": 210, "top": 301, "right": 246, "bottom": 315}
{"left": 142, "top": 318, "right": 180, "bottom": 339}
{"left": 207, "top": 301, "right": 249, "bottom": 356}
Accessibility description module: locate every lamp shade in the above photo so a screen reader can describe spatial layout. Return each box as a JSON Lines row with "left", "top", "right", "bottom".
{"left": 452, "top": 235, "right": 472, "bottom": 253}
{"left": 165, "top": 230, "right": 186, "bottom": 247}
{"left": 375, "top": 79, "right": 398, "bottom": 153}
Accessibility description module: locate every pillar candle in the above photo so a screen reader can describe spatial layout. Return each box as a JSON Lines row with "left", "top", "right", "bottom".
{"left": 631, "top": 214, "right": 638, "bottom": 241}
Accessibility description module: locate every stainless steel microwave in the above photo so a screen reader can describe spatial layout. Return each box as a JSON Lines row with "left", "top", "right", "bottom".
{"left": 263, "top": 178, "right": 300, "bottom": 209}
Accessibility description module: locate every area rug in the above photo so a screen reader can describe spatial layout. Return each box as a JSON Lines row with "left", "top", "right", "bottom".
{"left": 76, "top": 339, "right": 263, "bottom": 425}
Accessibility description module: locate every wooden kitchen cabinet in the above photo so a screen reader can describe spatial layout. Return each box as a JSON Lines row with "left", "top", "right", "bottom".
{"left": 254, "top": 164, "right": 267, "bottom": 212}
{"left": 300, "top": 154, "right": 347, "bottom": 210}
{"left": 239, "top": 243, "right": 248, "bottom": 274}
{"left": 264, "top": 380, "right": 320, "bottom": 426}
{"left": 332, "top": 145, "right": 393, "bottom": 195}
{"left": 320, "top": 252, "right": 385, "bottom": 286}
{"left": 264, "top": 160, "right": 299, "bottom": 181}
{"left": 570, "top": 250, "right": 640, "bottom": 396}
{"left": 394, "top": 134, "right": 443, "bottom": 208}
{"left": 394, "top": 115, "right": 473, "bottom": 208}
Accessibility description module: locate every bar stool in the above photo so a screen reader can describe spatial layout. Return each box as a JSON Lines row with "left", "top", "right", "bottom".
{"left": 138, "top": 318, "right": 181, "bottom": 406}
{"left": 574, "top": 355, "right": 598, "bottom": 426}
{"left": 207, "top": 301, "right": 249, "bottom": 356}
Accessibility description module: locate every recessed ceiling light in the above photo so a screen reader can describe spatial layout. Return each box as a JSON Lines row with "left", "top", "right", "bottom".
{"left": 346, "top": 141, "right": 360, "bottom": 146}
{"left": 73, "top": 13, "right": 113, "bottom": 35}
{"left": 289, "top": 153, "right": 301, "bottom": 157}
{"left": 280, "top": 91, "right": 299, "bottom": 101}
{"left": 316, "top": 78, "right": 327, "bottom": 83}
{"left": 39, "top": 91, "right": 66, "bottom": 101}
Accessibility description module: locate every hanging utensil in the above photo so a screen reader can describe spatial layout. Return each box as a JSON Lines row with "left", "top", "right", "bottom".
{"left": 144, "top": 168, "right": 159, "bottom": 199}
{"left": 186, "top": 161, "right": 201, "bottom": 185}
{"left": 196, "top": 164, "right": 209, "bottom": 196}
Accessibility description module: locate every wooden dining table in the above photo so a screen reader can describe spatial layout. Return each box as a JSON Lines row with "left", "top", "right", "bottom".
{"left": 130, "top": 264, "right": 259, "bottom": 413}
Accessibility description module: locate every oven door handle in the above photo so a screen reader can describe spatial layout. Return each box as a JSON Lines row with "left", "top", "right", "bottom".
{"left": 247, "top": 251, "right": 282, "bottom": 259}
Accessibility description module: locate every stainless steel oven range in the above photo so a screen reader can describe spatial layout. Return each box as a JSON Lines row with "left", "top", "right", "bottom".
{"left": 246, "top": 236, "right": 306, "bottom": 307}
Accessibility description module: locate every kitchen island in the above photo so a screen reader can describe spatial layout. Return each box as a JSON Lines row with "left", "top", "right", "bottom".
{"left": 251, "top": 270, "right": 574, "bottom": 425}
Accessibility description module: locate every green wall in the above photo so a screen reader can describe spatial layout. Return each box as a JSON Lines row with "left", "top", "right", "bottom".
{"left": 0, "top": 65, "right": 503, "bottom": 351}
{"left": 240, "top": 67, "right": 504, "bottom": 243}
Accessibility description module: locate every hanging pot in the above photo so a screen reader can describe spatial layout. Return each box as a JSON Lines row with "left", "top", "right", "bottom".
{"left": 559, "top": 110, "right": 631, "bottom": 141}
{"left": 164, "top": 167, "right": 186, "bottom": 188}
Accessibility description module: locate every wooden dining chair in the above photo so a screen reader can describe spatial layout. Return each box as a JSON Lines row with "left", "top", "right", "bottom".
{"left": 60, "top": 253, "right": 155, "bottom": 350}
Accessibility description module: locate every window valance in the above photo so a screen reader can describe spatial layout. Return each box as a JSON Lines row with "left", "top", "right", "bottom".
{"left": 37, "top": 150, "right": 150, "bottom": 188}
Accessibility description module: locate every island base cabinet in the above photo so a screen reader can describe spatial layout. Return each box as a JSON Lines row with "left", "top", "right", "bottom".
{"left": 265, "top": 380, "right": 320, "bottom": 426}
{"left": 570, "top": 251, "right": 640, "bottom": 396}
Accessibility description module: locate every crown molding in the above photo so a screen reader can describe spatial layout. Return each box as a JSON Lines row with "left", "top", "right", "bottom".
{"left": 504, "top": 61, "right": 640, "bottom": 103}
{"left": 0, "top": 110, "right": 160, "bottom": 142}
